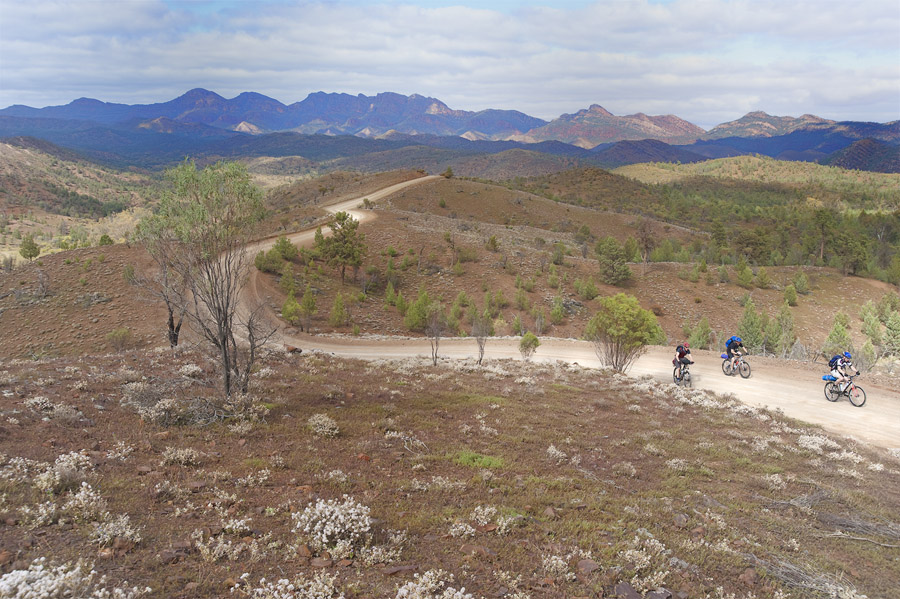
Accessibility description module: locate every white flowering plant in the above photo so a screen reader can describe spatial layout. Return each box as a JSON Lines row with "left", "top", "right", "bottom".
{"left": 291, "top": 495, "right": 372, "bottom": 556}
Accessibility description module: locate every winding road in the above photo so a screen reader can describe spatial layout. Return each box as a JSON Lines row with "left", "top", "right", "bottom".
{"left": 243, "top": 176, "right": 900, "bottom": 450}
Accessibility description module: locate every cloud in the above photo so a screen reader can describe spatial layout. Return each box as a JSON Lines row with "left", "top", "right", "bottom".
{"left": 0, "top": 0, "right": 897, "bottom": 128}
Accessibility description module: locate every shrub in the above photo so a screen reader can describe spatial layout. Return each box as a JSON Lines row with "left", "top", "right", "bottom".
{"left": 736, "top": 265, "right": 754, "bottom": 289}
{"left": 784, "top": 284, "right": 798, "bottom": 306}
{"left": 329, "top": 293, "right": 349, "bottom": 327}
{"left": 792, "top": 271, "right": 810, "bottom": 294}
{"left": 519, "top": 332, "right": 540, "bottom": 360}
{"left": 292, "top": 495, "right": 372, "bottom": 556}
{"left": 585, "top": 293, "right": 665, "bottom": 372}
{"left": 106, "top": 328, "right": 133, "bottom": 352}
{"left": 254, "top": 249, "right": 283, "bottom": 274}
{"left": 404, "top": 288, "right": 432, "bottom": 331}
{"left": 308, "top": 413, "right": 339, "bottom": 438}
{"left": 0, "top": 558, "right": 150, "bottom": 599}
{"left": 98, "top": 234, "right": 114, "bottom": 246}
{"left": 718, "top": 265, "right": 730, "bottom": 283}
{"left": 394, "top": 569, "right": 474, "bottom": 599}
{"left": 272, "top": 235, "right": 299, "bottom": 261}
{"left": 595, "top": 236, "right": 632, "bottom": 285}
{"left": 574, "top": 277, "right": 598, "bottom": 301}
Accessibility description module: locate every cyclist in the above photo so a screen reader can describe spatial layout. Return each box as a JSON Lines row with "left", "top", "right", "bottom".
{"left": 673, "top": 342, "right": 693, "bottom": 380}
{"left": 725, "top": 335, "right": 745, "bottom": 369}
{"left": 829, "top": 351, "right": 859, "bottom": 392}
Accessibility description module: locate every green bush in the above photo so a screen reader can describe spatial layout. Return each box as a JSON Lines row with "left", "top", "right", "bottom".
{"left": 272, "top": 236, "right": 299, "bottom": 261}
{"left": 106, "top": 327, "right": 133, "bottom": 352}
{"left": 792, "top": 271, "right": 810, "bottom": 294}
{"left": 519, "top": 332, "right": 540, "bottom": 360}
{"left": 329, "top": 293, "right": 349, "bottom": 327}
{"left": 783, "top": 284, "right": 798, "bottom": 306}
{"left": 255, "top": 249, "right": 283, "bottom": 274}
{"left": 584, "top": 293, "right": 665, "bottom": 372}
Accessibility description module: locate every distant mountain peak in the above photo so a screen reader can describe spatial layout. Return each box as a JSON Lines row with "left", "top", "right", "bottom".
{"left": 588, "top": 105, "right": 613, "bottom": 117}
{"left": 705, "top": 111, "right": 836, "bottom": 139}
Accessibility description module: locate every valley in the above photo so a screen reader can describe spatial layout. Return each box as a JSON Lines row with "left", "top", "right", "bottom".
{"left": 1, "top": 129, "right": 899, "bottom": 599}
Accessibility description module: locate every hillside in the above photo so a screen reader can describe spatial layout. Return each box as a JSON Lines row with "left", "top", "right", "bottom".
{"left": 613, "top": 156, "right": 900, "bottom": 210}
{"left": 1, "top": 170, "right": 900, "bottom": 598}
{"left": 820, "top": 138, "right": 900, "bottom": 173}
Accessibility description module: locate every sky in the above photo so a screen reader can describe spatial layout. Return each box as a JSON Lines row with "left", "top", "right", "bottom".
{"left": 0, "top": 0, "right": 897, "bottom": 130}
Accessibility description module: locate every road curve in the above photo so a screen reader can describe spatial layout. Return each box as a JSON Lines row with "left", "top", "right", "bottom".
{"left": 242, "top": 176, "right": 900, "bottom": 451}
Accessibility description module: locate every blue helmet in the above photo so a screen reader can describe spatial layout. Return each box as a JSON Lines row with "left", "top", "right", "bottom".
{"left": 843, "top": 351, "right": 852, "bottom": 359}
{"left": 736, "top": 337, "right": 742, "bottom": 343}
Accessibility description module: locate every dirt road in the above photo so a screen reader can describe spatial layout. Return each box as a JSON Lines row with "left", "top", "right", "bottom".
{"left": 243, "top": 176, "right": 900, "bottom": 451}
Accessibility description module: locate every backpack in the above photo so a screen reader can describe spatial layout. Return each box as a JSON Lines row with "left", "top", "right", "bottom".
{"left": 726, "top": 336, "right": 740, "bottom": 347}
{"left": 676, "top": 344, "right": 685, "bottom": 354}
{"left": 828, "top": 355, "right": 842, "bottom": 370}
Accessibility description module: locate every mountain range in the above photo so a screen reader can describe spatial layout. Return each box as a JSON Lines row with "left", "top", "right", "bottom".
{"left": 1, "top": 89, "right": 898, "bottom": 174}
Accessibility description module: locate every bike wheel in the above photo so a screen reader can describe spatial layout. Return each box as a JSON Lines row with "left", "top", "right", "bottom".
{"left": 848, "top": 385, "right": 866, "bottom": 407}
{"left": 722, "top": 359, "right": 733, "bottom": 376}
{"left": 683, "top": 371, "right": 692, "bottom": 388}
{"left": 824, "top": 382, "right": 839, "bottom": 402}
{"left": 739, "top": 361, "right": 751, "bottom": 379}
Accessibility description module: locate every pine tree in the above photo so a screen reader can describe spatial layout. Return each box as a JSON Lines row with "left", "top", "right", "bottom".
{"left": 736, "top": 265, "right": 754, "bottom": 289}
{"left": 822, "top": 314, "right": 852, "bottom": 358}
{"left": 384, "top": 281, "right": 396, "bottom": 307}
{"left": 792, "top": 271, "right": 810, "bottom": 294}
{"left": 736, "top": 298, "right": 764, "bottom": 350}
{"left": 687, "top": 316, "right": 713, "bottom": 349}
{"left": 884, "top": 310, "right": 900, "bottom": 357}
{"left": 299, "top": 284, "right": 317, "bottom": 332}
{"left": 862, "top": 311, "right": 883, "bottom": 347}
{"left": 774, "top": 302, "right": 796, "bottom": 357}
{"left": 282, "top": 291, "right": 301, "bottom": 326}
{"left": 783, "top": 284, "right": 798, "bottom": 306}
{"left": 754, "top": 266, "right": 772, "bottom": 289}
{"left": 19, "top": 234, "right": 39, "bottom": 262}
{"left": 279, "top": 261, "right": 296, "bottom": 295}
{"left": 329, "top": 293, "right": 348, "bottom": 327}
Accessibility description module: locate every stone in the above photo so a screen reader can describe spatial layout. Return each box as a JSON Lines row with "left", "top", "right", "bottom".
{"left": 576, "top": 558, "right": 600, "bottom": 575}
{"left": 739, "top": 567, "right": 758, "bottom": 586}
{"left": 613, "top": 582, "right": 642, "bottom": 599}
{"left": 646, "top": 590, "right": 673, "bottom": 599}
{"left": 459, "top": 543, "right": 498, "bottom": 558}
{"left": 673, "top": 513, "right": 689, "bottom": 528}
{"left": 310, "top": 557, "right": 333, "bottom": 568}
{"left": 382, "top": 565, "right": 418, "bottom": 576}
{"left": 297, "top": 544, "right": 313, "bottom": 557}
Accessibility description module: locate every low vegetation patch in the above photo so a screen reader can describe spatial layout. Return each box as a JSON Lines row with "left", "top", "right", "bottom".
{"left": 0, "top": 346, "right": 898, "bottom": 599}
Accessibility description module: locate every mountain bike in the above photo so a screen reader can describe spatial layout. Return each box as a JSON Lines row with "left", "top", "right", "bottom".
{"left": 823, "top": 374, "right": 866, "bottom": 407}
{"left": 673, "top": 361, "right": 693, "bottom": 387}
{"left": 721, "top": 353, "right": 751, "bottom": 378}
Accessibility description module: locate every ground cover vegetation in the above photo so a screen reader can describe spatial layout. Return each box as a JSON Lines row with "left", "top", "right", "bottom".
{"left": 501, "top": 157, "right": 900, "bottom": 286}
{"left": 1, "top": 348, "right": 898, "bottom": 598}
